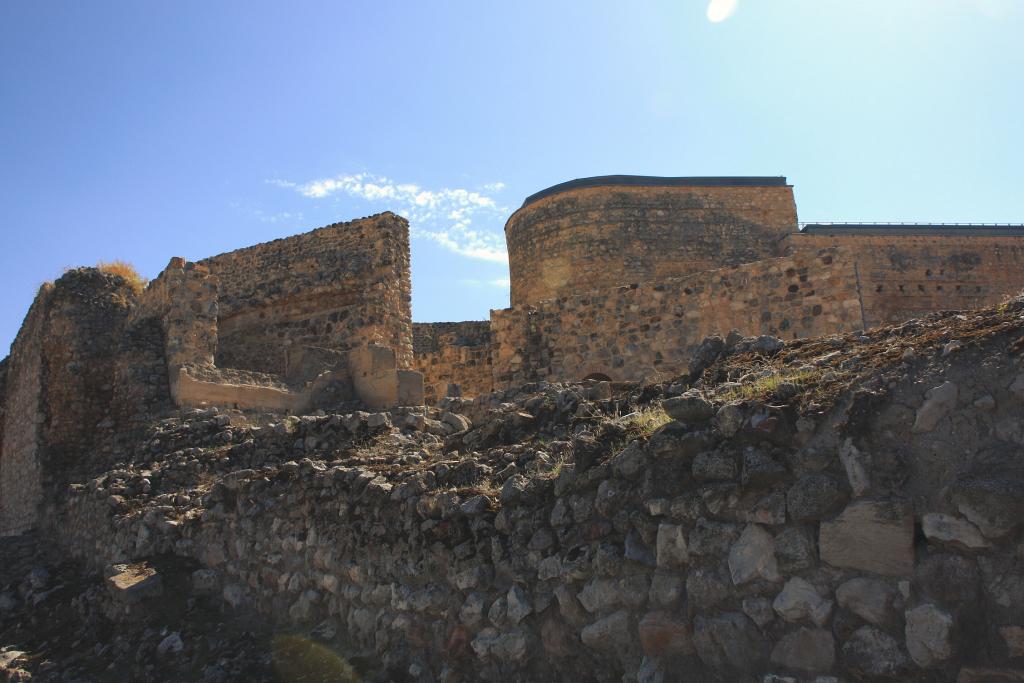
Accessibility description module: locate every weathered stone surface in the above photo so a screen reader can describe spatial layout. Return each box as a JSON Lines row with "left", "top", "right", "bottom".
{"left": 770, "top": 627, "right": 835, "bottom": 674}
{"left": 914, "top": 553, "right": 980, "bottom": 613}
{"left": 686, "top": 566, "right": 732, "bottom": 611}
{"left": 728, "top": 524, "right": 780, "bottom": 585}
{"left": 838, "top": 438, "right": 871, "bottom": 497}
{"left": 741, "top": 448, "right": 787, "bottom": 489}
{"left": 693, "top": 612, "right": 768, "bottom": 673}
{"left": 106, "top": 563, "right": 163, "bottom": 603}
{"left": 836, "top": 577, "right": 900, "bottom": 627}
{"left": 841, "top": 626, "right": 911, "bottom": 679}
{"left": 637, "top": 611, "right": 695, "bottom": 656}
{"left": 912, "top": 381, "right": 958, "bottom": 433}
{"left": 662, "top": 392, "right": 715, "bottom": 423}
{"left": 471, "top": 627, "right": 529, "bottom": 662}
{"left": 581, "top": 610, "right": 632, "bottom": 650}
{"left": 956, "top": 667, "right": 1024, "bottom": 683}
{"left": 774, "top": 526, "right": 816, "bottom": 573}
{"left": 655, "top": 523, "right": 689, "bottom": 568}
{"left": 787, "top": 474, "right": 846, "bottom": 522}
{"left": 715, "top": 403, "right": 745, "bottom": 437}
{"left": 742, "top": 596, "right": 775, "bottom": 627}
{"left": 952, "top": 476, "right": 1024, "bottom": 539}
{"left": 648, "top": 573, "right": 683, "bottom": 608}
{"left": 819, "top": 500, "right": 914, "bottom": 576}
{"left": 773, "top": 577, "right": 833, "bottom": 626}
{"left": 905, "top": 603, "right": 955, "bottom": 668}
{"left": 1001, "top": 626, "right": 1024, "bottom": 659}
{"left": 692, "top": 450, "right": 738, "bottom": 482}
{"left": 922, "top": 513, "right": 990, "bottom": 550}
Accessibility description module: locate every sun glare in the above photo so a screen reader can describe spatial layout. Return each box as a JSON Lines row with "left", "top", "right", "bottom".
{"left": 706, "top": 0, "right": 739, "bottom": 23}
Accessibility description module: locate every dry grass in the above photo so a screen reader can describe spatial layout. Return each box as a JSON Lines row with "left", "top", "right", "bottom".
{"left": 718, "top": 367, "right": 824, "bottom": 403}
{"left": 621, "top": 406, "right": 673, "bottom": 436}
{"left": 97, "top": 260, "right": 147, "bottom": 295}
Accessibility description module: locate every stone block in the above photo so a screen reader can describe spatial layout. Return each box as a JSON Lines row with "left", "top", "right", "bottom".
{"left": 348, "top": 344, "right": 398, "bottom": 410}
{"left": 397, "top": 370, "right": 424, "bottom": 406}
{"left": 820, "top": 500, "right": 913, "bottom": 576}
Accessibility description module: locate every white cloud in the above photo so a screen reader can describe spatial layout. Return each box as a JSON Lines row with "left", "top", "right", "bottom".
{"left": 268, "top": 172, "right": 509, "bottom": 263}
{"left": 706, "top": 0, "right": 738, "bottom": 23}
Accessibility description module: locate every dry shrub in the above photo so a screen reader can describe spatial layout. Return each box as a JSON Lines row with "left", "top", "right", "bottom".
{"left": 96, "top": 260, "right": 147, "bottom": 295}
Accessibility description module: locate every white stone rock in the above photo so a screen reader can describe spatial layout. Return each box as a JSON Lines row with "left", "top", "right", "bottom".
{"left": 836, "top": 577, "right": 900, "bottom": 627}
{"left": 921, "top": 513, "right": 990, "bottom": 551}
{"left": 912, "top": 381, "right": 958, "bottom": 433}
{"left": 838, "top": 438, "right": 870, "bottom": 497}
{"left": 772, "top": 577, "right": 833, "bottom": 626}
{"left": 905, "top": 603, "right": 955, "bottom": 667}
{"left": 728, "top": 524, "right": 780, "bottom": 585}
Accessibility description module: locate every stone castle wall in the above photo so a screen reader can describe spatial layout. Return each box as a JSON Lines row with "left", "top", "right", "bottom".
{"left": 413, "top": 322, "right": 494, "bottom": 403}
{"left": 505, "top": 180, "right": 797, "bottom": 306}
{"left": 0, "top": 287, "right": 50, "bottom": 536}
{"left": 0, "top": 270, "right": 141, "bottom": 536}
{"left": 491, "top": 248, "right": 863, "bottom": 388}
{"left": 199, "top": 212, "right": 413, "bottom": 376}
{"left": 786, "top": 232, "right": 1024, "bottom": 328}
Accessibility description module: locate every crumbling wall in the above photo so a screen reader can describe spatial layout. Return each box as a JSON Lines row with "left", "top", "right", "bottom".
{"left": 199, "top": 213, "right": 412, "bottom": 376}
{"left": 786, "top": 233, "right": 1024, "bottom": 328}
{"left": 491, "top": 248, "right": 863, "bottom": 388}
{"left": 40, "top": 270, "right": 136, "bottom": 468}
{"left": 413, "top": 322, "right": 494, "bottom": 403}
{"left": 131, "top": 257, "right": 219, "bottom": 369}
{"left": 506, "top": 180, "right": 797, "bottom": 306}
{"left": 0, "top": 287, "right": 51, "bottom": 537}
{"left": 44, "top": 313, "right": 1024, "bottom": 681}
{"left": 0, "top": 270, "right": 155, "bottom": 537}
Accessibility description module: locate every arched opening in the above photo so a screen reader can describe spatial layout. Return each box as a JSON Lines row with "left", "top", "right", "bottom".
{"left": 583, "top": 372, "right": 613, "bottom": 382}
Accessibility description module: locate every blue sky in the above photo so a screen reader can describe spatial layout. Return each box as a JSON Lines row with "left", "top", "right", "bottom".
{"left": 1, "top": 0, "right": 1022, "bottom": 355}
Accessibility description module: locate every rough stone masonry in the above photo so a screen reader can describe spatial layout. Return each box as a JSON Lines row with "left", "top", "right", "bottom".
{"left": 2, "top": 174, "right": 1024, "bottom": 682}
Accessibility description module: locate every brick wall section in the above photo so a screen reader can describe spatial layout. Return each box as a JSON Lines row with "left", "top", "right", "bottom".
{"left": 505, "top": 184, "right": 797, "bottom": 306}
{"left": 786, "top": 233, "right": 1024, "bottom": 328}
{"left": 412, "top": 322, "right": 494, "bottom": 403}
{"left": 491, "top": 247, "right": 863, "bottom": 387}
{"left": 0, "top": 286, "right": 50, "bottom": 536}
{"left": 199, "top": 213, "right": 412, "bottom": 376}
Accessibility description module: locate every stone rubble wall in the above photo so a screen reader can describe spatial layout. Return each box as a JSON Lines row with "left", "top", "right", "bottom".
{"left": 413, "top": 322, "right": 494, "bottom": 404}
{"left": 505, "top": 184, "right": 797, "bottom": 307}
{"left": 785, "top": 233, "right": 1024, "bottom": 328}
{"left": 0, "top": 287, "right": 51, "bottom": 536}
{"left": 199, "top": 213, "right": 413, "bottom": 376}
{"left": 42, "top": 325, "right": 1024, "bottom": 681}
{"left": 490, "top": 248, "right": 863, "bottom": 388}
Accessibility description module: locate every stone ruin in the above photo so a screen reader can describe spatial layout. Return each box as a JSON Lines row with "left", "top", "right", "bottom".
{"left": 5, "top": 175, "right": 1024, "bottom": 536}
{"left": 1, "top": 175, "right": 1024, "bottom": 682}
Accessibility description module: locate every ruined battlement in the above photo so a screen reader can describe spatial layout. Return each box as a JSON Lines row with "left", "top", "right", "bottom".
{"left": 6, "top": 174, "right": 1024, "bottom": 540}
{"left": 506, "top": 177, "right": 797, "bottom": 306}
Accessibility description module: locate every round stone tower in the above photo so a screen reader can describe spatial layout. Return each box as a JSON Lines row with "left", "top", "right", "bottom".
{"left": 505, "top": 176, "right": 798, "bottom": 306}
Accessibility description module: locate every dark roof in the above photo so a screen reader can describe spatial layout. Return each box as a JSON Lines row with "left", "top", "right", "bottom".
{"left": 799, "top": 223, "right": 1024, "bottom": 237}
{"left": 521, "top": 175, "right": 789, "bottom": 207}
